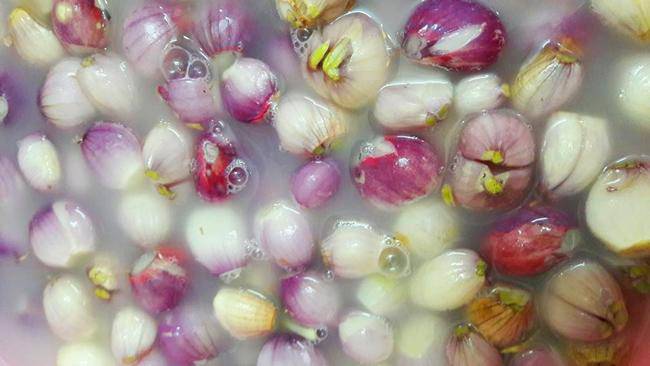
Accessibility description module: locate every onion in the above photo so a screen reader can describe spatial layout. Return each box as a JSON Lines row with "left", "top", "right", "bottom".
{"left": 142, "top": 121, "right": 192, "bottom": 195}
{"left": 111, "top": 306, "right": 157, "bottom": 365}
{"left": 118, "top": 190, "right": 172, "bottom": 248}
{"left": 455, "top": 73, "right": 509, "bottom": 117}
{"left": 396, "top": 312, "right": 448, "bottom": 366}
{"left": 356, "top": 274, "right": 407, "bottom": 316}
{"left": 51, "top": 0, "right": 109, "bottom": 54}
{"left": 213, "top": 287, "right": 278, "bottom": 340}
{"left": 616, "top": 54, "right": 650, "bottom": 130}
{"left": 351, "top": 135, "right": 443, "bottom": 209}
{"left": 445, "top": 324, "right": 503, "bottom": 366}
{"left": 338, "top": 311, "right": 394, "bottom": 364}
{"left": 17, "top": 133, "right": 61, "bottom": 192}
{"left": 87, "top": 253, "right": 120, "bottom": 300}
{"left": 402, "top": 0, "right": 506, "bottom": 72}
{"left": 257, "top": 335, "right": 328, "bottom": 366}
{"left": 193, "top": 0, "right": 251, "bottom": 60}
{"left": 221, "top": 57, "right": 279, "bottom": 124}
{"left": 280, "top": 271, "right": 340, "bottom": 328}
{"left": 43, "top": 275, "right": 96, "bottom": 341}
{"left": 291, "top": 158, "right": 341, "bottom": 209}
{"left": 0, "top": 155, "right": 24, "bottom": 205}
{"left": 591, "top": 0, "right": 650, "bottom": 43}
{"left": 509, "top": 347, "right": 566, "bottom": 366}
{"left": 0, "top": 71, "right": 26, "bottom": 126}
{"left": 6, "top": 7, "right": 65, "bottom": 67}
{"left": 275, "top": 0, "right": 354, "bottom": 28}
{"left": 56, "top": 342, "right": 114, "bottom": 366}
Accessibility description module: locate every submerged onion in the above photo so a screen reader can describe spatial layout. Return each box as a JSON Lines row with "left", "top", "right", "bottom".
{"left": 443, "top": 109, "right": 535, "bottom": 212}
{"left": 585, "top": 156, "right": 650, "bottom": 257}
{"left": 338, "top": 311, "right": 394, "bottom": 364}
{"left": 455, "top": 73, "right": 509, "bottom": 117}
{"left": 118, "top": 191, "right": 172, "bottom": 248}
{"left": 466, "top": 284, "right": 535, "bottom": 348}
{"left": 509, "top": 347, "right": 566, "bottom": 366}
{"left": 280, "top": 271, "right": 340, "bottom": 327}
{"left": 351, "top": 135, "right": 443, "bottom": 209}
{"left": 291, "top": 158, "right": 341, "bottom": 209}
{"left": 57, "top": 342, "right": 114, "bottom": 366}
{"left": 275, "top": 0, "right": 354, "bottom": 28}
{"left": 616, "top": 54, "right": 650, "bottom": 130}
{"left": 396, "top": 312, "right": 448, "bottom": 366}
{"left": 540, "top": 260, "right": 628, "bottom": 342}
{"left": 591, "top": 0, "right": 650, "bottom": 43}
{"left": 51, "top": 0, "right": 109, "bottom": 54}
{"left": 142, "top": 121, "right": 192, "bottom": 196}
{"left": 446, "top": 324, "right": 503, "bottom": 366}
{"left": 295, "top": 12, "right": 391, "bottom": 109}
{"left": 410, "top": 249, "right": 486, "bottom": 311}
{"left": 194, "top": 0, "right": 251, "bottom": 60}
{"left": 6, "top": 7, "right": 65, "bottom": 67}
{"left": 43, "top": 275, "right": 97, "bottom": 341}
{"left": 540, "top": 112, "right": 611, "bottom": 198}
{"left": 111, "top": 306, "right": 157, "bottom": 365}
{"left": 481, "top": 205, "right": 578, "bottom": 277}
{"left": 213, "top": 287, "right": 278, "bottom": 340}
{"left": 401, "top": 0, "right": 506, "bottom": 72}
{"left": 0, "top": 155, "right": 24, "bottom": 205}
{"left": 0, "top": 71, "right": 26, "bottom": 126}
{"left": 17, "top": 133, "right": 61, "bottom": 192}
{"left": 257, "top": 335, "right": 328, "bottom": 366}
{"left": 356, "top": 274, "right": 407, "bottom": 316}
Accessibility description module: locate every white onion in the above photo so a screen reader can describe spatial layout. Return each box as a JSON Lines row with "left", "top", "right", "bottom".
{"left": 338, "top": 311, "right": 394, "bottom": 364}
{"left": 43, "top": 275, "right": 96, "bottom": 341}
{"left": 455, "top": 73, "right": 508, "bottom": 117}
{"left": 56, "top": 342, "right": 115, "bottom": 366}
{"left": 111, "top": 306, "right": 157, "bottom": 365}
{"left": 6, "top": 7, "right": 65, "bottom": 67}
{"left": 592, "top": 0, "right": 650, "bottom": 43}
{"left": 142, "top": 121, "right": 192, "bottom": 188}
{"left": 118, "top": 191, "right": 171, "bottom": 249}
{"left": 616, "top": 53, "right": 650, "bottom": 130}
{"left": 17, "top": 133, "right": 61, "bottom": 192}
{"left": 356, "top": 274, "right": 407, "bottom": 316}
{"left": 396, "top": 312, "right": 449, "bottom": 366}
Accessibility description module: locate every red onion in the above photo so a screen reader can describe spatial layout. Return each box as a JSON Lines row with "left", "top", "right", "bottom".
{"left": 351, "top": 135, "right": 443, "bottom": 209}
{"left": 221, "top": 57, "right": 279, "bottom": 124}
{"left": 402, "top": 0, "right": 506, "bottom": 72}
{"left": 446, "top": 324, "right": 503, "bottom": 366}
{"left": 280, "top": 271, "right": 341, "bottom": 328}
{"left": 129, "top": 246, "right": 190, "bottom": 314}
{"left": 481, "top": 205, "right": 578, "bottom": 277}
{"left": 51, "top": 0, "right": 109, "bottom": 54}
{"left": 191, "top": 121, "right": 253, "bottom": 202}
{"left": 257, "top": 335, "right": 328, "bottom": 366}
{"left": 159, "top": 304, "right": 227, "bottom": 365}
{"left": 509, "top": 347, "right": 566, "bottom": 366}
{"left": 193, "top": 0, "right": 251, "bottom": 59}
{"left": 291, "top": 158, "right": 341, "bottom": 209}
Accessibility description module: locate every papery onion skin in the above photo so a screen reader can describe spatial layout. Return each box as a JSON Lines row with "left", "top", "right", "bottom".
{"left": 159, "top": 304, "right": 227, "bottom": 365}
{"left": 338, "top": 311, "right": 394, "bottom": 365}
{"left": 111, "top": 306, "right": 157, "bottom": 365}
{"left": 481, "top": 205, "right": 577, "bottom": 277}
{"left": 51, "top": 0, "right": 109, "bottom": 54}
{"left": 257, "top": 334, "right": 328, "bottom": 366}
{"left": 280, "top": 271, "right": 340, "bottom": 327}
{"left": 591, "top": 0, "right": 650, "bottom": 43}
{"left": 585, "top": 156, "right": 650, "bottom": 257}
{"left": 213, "top": 287, "right": 278, "bottom": 340}
{"left": 291, "top": 158, "right": 341, "bottom": 209}
{"left": 221, "top": 57, "right": 279, "bottom": 124}
{"left": 445, "top": 324, "right": 503, "bottom": 366}
{"left": 40, "top": 57, "right": 96, "bottom": 129}
{"left": 81, "top": 122, "right": 144, "bottom": 190}
{"left": 275, "top": 0, "right": 355, "bottom": 28}
{"left": 129, "top": 246, "right": 190, "bottom": 314}
{"left": 17, "top": 133, "right": 61, "bottom": 192}
{"left": 352, "top": 135, "right": 443, "bottom": 209}
{"left": 43, "top": 275, "right": 97, "bottom": 341}
{"left": 541, "top": 260, "right": 628, "bottom": 342}
{"left": 402, "top": 0, "right": 506, "bottom": 72}
{"left": 509, "top": 347, "right": 566, "bottom": 366}
{"left": 194, "top": 0, "right": 251, "bottom": 58}
{"left": 7, "top": 7, "right": 66, "bottom": 67}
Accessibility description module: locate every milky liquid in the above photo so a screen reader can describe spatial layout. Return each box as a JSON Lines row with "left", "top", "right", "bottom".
{"left": 0, "top": 0, "right": 648, "bottom": 364}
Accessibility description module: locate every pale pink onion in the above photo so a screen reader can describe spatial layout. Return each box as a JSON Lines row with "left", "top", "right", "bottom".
{"left": 509, "top": 347, "right": 566, "bottom": 366}
{"left": 221, "top": 57, "right": 279, "bottom": 124}
{"left": 158, "top": 78, "right": 220, "bottom": 125}
{"left": 291, "top": 158, "right": 341, "bottom": 209}
{"left": 280, "top": 271, "right": 341, "bottom": 328}
{"left": 445, "top": 324, "right": 503, "bottom": 366}
{"left": 338, "top": 311, "right": 394, "bottom": 364}
{"left": 193, "top": 0, "right": 251, "bottom": 59}
{"left": 257, "top": 335, "right": 328, "bottom": 366}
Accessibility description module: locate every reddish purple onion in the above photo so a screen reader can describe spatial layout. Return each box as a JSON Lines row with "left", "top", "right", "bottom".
{"left": 159, "top": 304, "right": 227, "bottom": 366}
{"left": 129, "top": 246, "right": 189, "bottom": 314}
{"left": 257, "top": 335, "right": 328, "bottom": 366}
{"left": 193, "top": 0, "right": 251, "bottom": 59}
{"left": 509, "top": 347, "right": 566, "bottom": 366}
{"left": 51, "top": 0, "right": 109, "bottom": 54}
{"left": 402, "top": 0, "right": 506, "bottom": 72}
{"left": 191, "top": 121, "right": 253, "bottom": 202}
{"left": 445, "top": 324, "right": 502, "bottom": 366}
{"left": 481, "top": 205, "right": 577, "bottom": 277}
{"left": 280, "top": 271, "right": 341, "bottom": 328}
{"left": 291, "top": 158, "right": 341, "bottom": 209}
{"left": 221, "top": 57, "right": 279, "bottom": 124}
{"left": 351, "top": 135, "right": 443, "bottom": 209}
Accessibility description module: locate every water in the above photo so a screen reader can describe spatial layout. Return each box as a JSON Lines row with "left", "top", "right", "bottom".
{"left": 0, "top": 0, "right": 648, "bottom": 365}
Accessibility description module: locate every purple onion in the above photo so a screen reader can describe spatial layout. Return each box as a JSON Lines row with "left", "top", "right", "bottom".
{"left": 51, "top": 0, "right": 109, "bottom": 54}
{"left": 122, "top": 1, "right": 181, "bottom": 77}
{"left": 280, "top": 271, "right": 341, "bottom": 328}
{"left": 0, "top": 71, "right": 25, "bottom": 126}
{"left": 351, "top": 135, "right": 443, "bottom": 209}
{"left": 257, "top": 335, "right": 328, "bottom": 366}
{"left": 291, "top": 158, "right": 341, "bottom": 209}
{"left": 221, "top": 57, "right": 279, "bottom": 124}
{"left": 81, "top": 122, "right": 144, "bottom": 190}
{"left": 509, "top": 347, "right": 566, "bottom": 366}
{"left": 159, "top": 304, "right": 227, "bottom": 365}
{"left": 193, "top": 0, "right": 251, "bottom": 59}
{"left": 0, "top": 155, "right": 24, "bottom": 204}
{"left": 158, "top": 77, "right": 220, "bottom": 125}
{"left": 445, "top": 324, "right": 502, "bottom": 366}
{"left": 402, "top": 0, "right": 506, "bottom": 72}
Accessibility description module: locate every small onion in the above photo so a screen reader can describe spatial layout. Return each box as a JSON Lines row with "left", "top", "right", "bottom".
{"left": 17, "top": 133, "right": 61, "bottom": 192}
{"left": 111, "top": 306, "right": 157, "bottom": 365}
{"left": 274, "top": 93, "right": 347, "bottom": 156}
{"left": 257, "top": 335, "right": 328, "bottom": 366}
{"left": 455, "top": 73, "right": 509, "bottom": 117}
{"left": 56, "top": 342, "right": 114, "bottom": 366}
{"left": 540, "top": 112, "right": 611, "bottom": 198}
{"left": 142, "top": 121, "right": 192, "bottom": 197}
{"left": 481, "top": 205, "right": 578, "bottom": 277}
{"left": 185, "top": 205, "right": 249, "bottom": 279}
{"left": 159, "top": 304, "right": 227, "bottom": 365}
{"left": 194, "top": 0, "right": 251, "bottom": 60}
{"left": 616, "top": 54, "right": 650, "bottom": 130}
{"left": 321, "top": 221, "right": 411, "bottom": 279}
{"left": 410, "top": 249, "right": 486, "bottom": 311}
{"left": 213, "top": 287, "right": 278, "bottom": 340}
{"left": 373, "top": 78, "right": 454, "bottom": 130}
{"left": 254, "top": 201, "right": 314, "bottom": 272}
{"left": 443, "top": 109, "right": 535, "bottom": 212}
{"left": 540, "top": 260, "right": 628, "bottom": 342}
{"left": 280, "top": 271, "right": 341, "bottom": 327}
{"left": 466, "top": 284, "right": 535, "bottom": 348}
{"left": 511, "top": 39, "right": 583, "bottom": 119}
{"left": 43, "top": 275, "right": 96, "bottom": 341}
{"left": 39, "top": 57, "right": 96, "bottom": 128}
{"left": 77, "top": 53, "right": 138, "bottom": 120}
{"left": 275, "top": 0, "right": 354, "bottom": 28}
{"left": 585, "top": 156, "right": 650, "bottom": 257}
{"left": 81, "top": 122, "right": 144, "bottom": 190}
{"left": 0, "top": 70, "right": 26, "bottom": 126}
{"left": 338, "top": 311, "right": 394, "bottom": 365}
{"left": 401, "top": 0, "right": 506, "bottom": 72}
{"left": 291, "top": 158, "right": 341, "bottom": 209}
{"left": 396, "top": 312, "right": 448, "bottom": 366}
{"left": 356, "top": 274, "right": 407, "bottom": 316}
{"left": 29, "top": 200, "right": 95, "bottom": 268}
{"left": 591, "top": 0, "right": 650, "bottom": 43}
{"left": 351, "top": 135, "right": 443, "bottom": 209}
{"left": 136, "top": 350, "right": 169, "bottom": 366}
{"left": 0, "top": 155, "right": 24, "bottom": 205}
{"left": 191, "top": 121, "right": 254, "bottom": 202}
{"left": 122, "top": 1, "right": 180, "bottom": 77}
{"left": 295, "top": 12, "right": 391, "bottom": 109}
{"left": 118, "top": 191, "right": 172, "bottom": 248}
{"left": 6, "top": 7, "right": 65, "bottom": 67}
{"left": 129, "top": 246, "right": 189, "bottom": 314}
{"left": 566, "top": 338, "right": 627, "bottom": 366}
{"left": 87, "top": 253, "right": 120, "bottom": 300}
{"left": 221, "top": 57, "right": 280, "bottom": 124}
{"left": 392, "top": 198, "right": 460, "bottom": 260}
{"left": 445, "top": 324, "right": 503, "bottom": 366}
{"left": 51, "top": 0, "right": 109, "bottom": 54}
{"left": 509, "top": 347, "right": 566, "bottom": 366}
